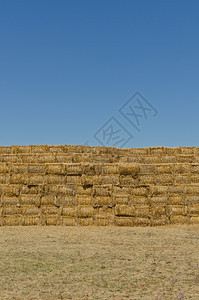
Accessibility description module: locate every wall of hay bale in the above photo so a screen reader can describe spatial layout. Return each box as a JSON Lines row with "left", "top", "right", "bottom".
{"left": 0, "top": 145, "right": 199, "bottom": 226}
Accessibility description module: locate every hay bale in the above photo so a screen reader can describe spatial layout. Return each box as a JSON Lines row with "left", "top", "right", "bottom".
{"left": 78, "top": 206, "right": 93, "bottom": 218}
{"left": 21, "top": 216, "right": 40, "bottom": 226}
{"left": 151, "top": 204, "right": 166, "bottom": 216}
{"left": 20, "top": 194, "right": 40, "bottom": 207}
{"left": 133, "top": 205, "right": 150, "bottom": 218}
{"left": 1, "top": 196, "right": 19, "bottom": 206}
{"left": 139, "top": 174, "right": 157, "bottom": 185}
{"left": 77, "top": 195, "right": 92, "bottom": 205}
{"left": 166, "top": 205, "right": 187, "bottom": 216}
{"left": 114, "top": 217, "right": 134, "bottom": 226}
{"left": 62, "top": 207, "right": 77, "bottom": 217}
{"left": 132, "top": 187, "right": 149, "bottom": 197}
{"left": 3, "top": 207, "right": 22, "bottom": 215}
{"left": 130, "top": 196, "right": 149, "bottom": 205}
{"left": 0, "top": 163, "right": 9, "bottom": 173}
{"left": 150, "top": 196, "right": 168, "bottom": 205}
{"left": 115, "top": 205, "right": 134, "bottom": 216}
{"left": 114, "top": 195, "right": 129, "bottom": 205}
{"left": 118, "top": 163, "right": 139, "bottom": 176}
{"left": 93, "top": 196, "right": 113, "bottom": 208}
{"left": 28, "top": 164, "right": 45, "bottom": 174}
{"left": 156, "top": 174, "right": 173, "bottom": 185}
{"left": 139, "top": 165, "right": 157, "bottom": 174}
{"left": 77, "top": 185, "right": 93, "bottom": 196}
{"left": 3, "top": 216, "right": 21, "bottom": 226}
{"left": 66, "top": 164, "right": 82, "bottom": 175}
{"left": 45, "top": 163, "right": 65, "bottom": 175}
{"left": 170, "top": 215, "right": 188, "bottom": 224}
{"left": 58, "top": 195, "right": 77, "bottom": 206}
{"left": 66, "top": 175, "right": 81, "bottom": 184}
{"left": 151, "top": 215, "right": 168, "bottom": 226}
{"left": 22, "top": 206, "right": 40, "bottom": 215}
{"left": 78, "top": 217, "right": 93, "bottom": 226}
{"left": 190, "top": 216, "right": 199, "bottom": 224}
{"left": 27, "top": 174, "right": 44, "bottom": 185}
{"left": 45, "top": 174, "right": 65, "bottom": 185}
{"left": 93, "top": 185, "right": 112, "bottom": 197}
{"left": 188, "top": 204, "right": 199, "bottom": 216}
{"left": 61, "top": 217, "right": 77, "bottom": 226}
{"left": 133, "top": 217, "right": 150, "bottom": 226}
{"left": 10, "top": 174, "right": 27, "bottom": 185}
{"left": 100, "top": 175, "right": 120, "bottom": 185}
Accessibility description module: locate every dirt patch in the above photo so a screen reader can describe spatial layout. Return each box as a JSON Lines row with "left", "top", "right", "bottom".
{"left": 0, "top": 225, "right": 199, "bottom": 299}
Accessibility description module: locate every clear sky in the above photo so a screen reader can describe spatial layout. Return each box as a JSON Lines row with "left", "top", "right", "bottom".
{"left": 0, "top": 0, "right": 199, "bottom": 148}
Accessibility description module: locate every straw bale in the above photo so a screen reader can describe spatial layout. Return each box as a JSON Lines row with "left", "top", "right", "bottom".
{"left": 190, "top": 216, "right": 199, "bottom": 224}
{"left": 188, "top": 204, "right": 199, "bottom": 215}
{"left": 0, "top": 163, "right": 9, "bottom": 173}
{"left": 45, "top": 163, "right": 65, "bottom": 175}
{"left": 181, "top": 147, "right": 196, "bottom": 155}
{"left": 78, "top": 217, "right": 93, "bottom": 225}
{"left": 132, "top": 187, "right": 149, "bottom": 197}
{"left": 113, "top": 185, "right": 131, "bottom": 195}
{"left": 151, "top": 204, "right": 166, "bottom": 216}
{"left": 77, "top": 195, "right": 92, "bottom": 205}
{"left": 81, "top": 163, "right": 96, "bottom": 175}
{"left": 0, "top": 174, "right": 10, "bottom": 184}
{"left": 37, "top": 154, "right": 56, "bottom": 163}
{"left": 190, "top": 175, "right": 199, "bottom": 184}
{"left": 58, "top": 195, "right": 77, "bottom": 206}
{"left": 114, "top": 195, "right": 129, "bottom": 205}
{"left": 139, "top": 165, "right": 157, "bottom": 174}
{"left": 30, "top": 145, "right": 48, "bottom": 153}
{"left": 66, "top": 175, "right": 82, "bottom": 184}
{"left": 176, "top": 155, "right": 193, "bottom": 163}
{"left": 129, "top": 196, "right": 149, "bottom": 205}
{"left": 62, "top": 217, "right": 77, "bottom": 226}
{"left": 48, "top": 145, "right": 63, "bottom": 153}
{"left": 115, "top": 205, "right": 134, "bottom": 216}
{"left": 56, "top": 184, "right": 76, "bottom": 196}
{"left": 93, "top": 185, "right": 112, "bottom": 197}
{"left": 46, "top": 216, "right": 58, "bottom": 225}
{"left": 77, "top": 185, "right": 93, "bottom": 195}
{"left": 143, "top": 156, "right": 160, "bottom": 164}
{"left": 149, "top": 147, "right": 165, "bottom": 155}
{"left": 133, "top": 205, "right": 150, "bottom": 218}
{"left": 100, "top": 175, "right": 120, "bottom": 185}
{"left": 150, "top": 185, "right": 168, "bottom": 195}
{"left": 2, "top": 185, "right": 21, "bottom": 196}
{"left": 45, "top": 174, "right": 65, "bottom": 185}
{"left": 3, "top": 207, "right": 22, "bottom": 215}
{"left": 184, "top": 195, "right": 199, "bottom": 205}
{"left": 62, "top": 207, "right": 77, "bottom": 217}
{"left": 0, "top": 146, "right": 12, "bottom": 154}
{"left": 191, "top": 164, "right": 199, "bottom": 173}
{"left": 93, "top": 196, "right": 113, "bottom": 208}
{"left": 91, "top": 154, "right": 113, "bottom": 163}
{"left": 157, "top": 165, "right": 172, "bottom": 174}
{"left": 166, "top": 205, "right": 187, "bottom": 216}
{"left": 161, "top": 156, "right": 176, "bottom": 163}
{"left": 170, "top": 215, "right": 188, "bottom": 224}
{"left": 23, "top": 206, "right": 40, "bottom": 215}
{"left": 119, "top": 175, "right": 137, "bottom": 186}
{"left": 21, "top": 184, "right": 42, "bottom": 195}
{"left": 114, "top": 217, "right": 134, "bottom": 226}
{"left": 10, "top": 174, "right": 27, "bottom": 184}
{"left": 66, "top": 164, "right": 82, "bottom": 175}
{"left": 20, "top": 194, "right": 40, "bottom": 207}
{"left": 93, "top": 216, "right": 111, "bottom": 226}
{"left": 139, "top": 174, "right": 157, "bottom": 185}
{"left": 78, "top": 206, "right": 93, "bottom": 218}
{"left": 132, "top": 148, "right": 149, "bottom": 155}
{"left": 133, "top": 217, "right": 150, "bottom": 226}
{"left": 1, "top": 154, "right": 19, "bottom": 163}
{"left": 41, "top": 195, "right": 56, "bottom": 206}
{"left": 172, "top": 163, "right": 191, "bottom": 174}
{"left": 81, "top": 175, "right": 101, "bottom": 185}
{"left": 27, "top": 175, "right": 45, "bottom": 185}
{"left": 118, "top": 163, "right": 139, "bottom": 176}
{"left": 151, "top": 215, "right": 168, "bottom": 226}
{"left": 185, "top": 186, "right": 199, "bottom": 195}
{"left": 10, "top": 164, "right": 28, "bottom": 174}
{"left": 174, "top": 174, "right": 190, "bottom": 184}
{"left": 149, "top": 196, "right": 168, "bottom": 205}
{"left": 168, "top": 195, "right": 184, "bottom": 205}
{"left": 41, "top": 206, "right": 59, "bottom": 215}
{"left": 28, "top": 164, "right": 45, "bottom": 174}
{"left": 1, "top": 196, "right": 19, "bottom": 206}
{"left": 156, "top": 174, "right": 173, "bottom": 185}
{"left": 54, "top": 154, "right": 72, "bottom": 163}
{"left": 3, "top": 216, "right": 21, "bottom": 226}
{"left": 168, "top": 185, "right": 185, "bottom": 194}
{"left": 100, "top": 164, "right": 118, "bottom": 175}
{"left": 21, "top": 216, "right": 40, "bottom": 226}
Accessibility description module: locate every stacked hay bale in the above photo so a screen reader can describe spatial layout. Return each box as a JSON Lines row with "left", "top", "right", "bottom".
{"left": 0, "top": 145, "right": 199, "bottom": 226}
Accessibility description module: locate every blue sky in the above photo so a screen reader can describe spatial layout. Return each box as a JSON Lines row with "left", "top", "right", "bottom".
{"left": 0, "top": 0, "right": 199, "bottom": 148}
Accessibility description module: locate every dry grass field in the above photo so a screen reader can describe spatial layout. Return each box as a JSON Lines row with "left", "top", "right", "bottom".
{"left": 0, "top": 225, "right": 199, "bottom": 299}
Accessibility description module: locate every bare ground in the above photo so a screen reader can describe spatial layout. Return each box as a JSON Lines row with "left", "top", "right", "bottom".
{"left": 0, "top": 225, "right": 199, "bottom": 299}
